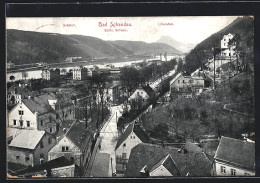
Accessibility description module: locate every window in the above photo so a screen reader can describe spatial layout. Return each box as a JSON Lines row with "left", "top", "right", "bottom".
{"left": 48, "top": 137, "right": 52, "bottom": 144}
{"left": 221, "top": 166, "right": 226, "bottom": 174}
{"left": 18, "top": 110, "right": 24, "bottom": 115}
{"left": 231, "top": 169, "right": 236, "bottom": 176}
{"left": 16, "top": 156, "right": 19, "bottom": 159}
{"left": 50, "top": 127, "right": 52, "bottom": 133}
{"left": 26, "top": 121, "right": 30, "bottom": 127}
{"left": 40, "top": 141, "right": 44, "bottom": 148}
{"left": 122, "top": 153, "right": 126, "bottom": 159}
{"left": 245, "top": 173, "right": 250, "bottom": 176}
{"left": 62, "top": 146, "right": 69, "bottom": 152}
{"left": 13, "top": 120, "right": 16, "bottom": 126}
{"left": 183, "top": 80, "right": 185, "bottom": 83}
{"left": 123, "top": 143, "right": 126, "bottom": 147}
{"left": 25, "top": 156, "right": 30, "bottom": 161}
{"left": 40, "top": 120, "right": 43, "bottom": 126}
{"left": 178, "top": 80, "right": 180, "bottom": 83}
{"left": 19, "top": 120, "right": 23, "bottom": 127}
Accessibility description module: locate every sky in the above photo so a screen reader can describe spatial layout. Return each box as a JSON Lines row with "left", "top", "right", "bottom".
{"left": 6, "top": 16, "right": 238, "bottom": 44}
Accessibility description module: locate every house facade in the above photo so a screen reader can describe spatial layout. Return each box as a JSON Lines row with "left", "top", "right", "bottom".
{"left": 221, "top": 33, "right": 236, "bottom": 57}
{"left": 8, "top": 129, "right": 56, "bottom": 166}
{"left": 7, "top": 86, "right": 37, "bottom": 105}
{"left": 115, "top": 122, "right": 149, "bottom": 174}
{"left": 213, "top": 136, "right": 255, "bottom": 176}
{"left": 8, "top": 94, "right": 60, "bottom": 134}
{"left": 72, "top": 67, "right": 91, "bottom": 80}
{"left": 42, "top": 68, "right": 60, "bottom": 80}
{"left": 48, "top": 120, "right": 94, "bottom": 175}
{"left": 170, "top": 73, "right": 204, "bottom": 98}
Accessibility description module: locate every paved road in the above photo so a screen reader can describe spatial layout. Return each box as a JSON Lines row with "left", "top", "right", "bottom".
{"left": 98, "top": 105, "right": 123, "bottom": 176}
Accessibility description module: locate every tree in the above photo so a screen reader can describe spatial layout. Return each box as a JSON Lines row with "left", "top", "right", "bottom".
{"left": 90, "top": 73, "right": 107, "bottom": 129}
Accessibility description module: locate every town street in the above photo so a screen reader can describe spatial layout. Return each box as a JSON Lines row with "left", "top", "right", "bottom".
{"left": 98, "top": 105, "right": 123, "bottom": 176}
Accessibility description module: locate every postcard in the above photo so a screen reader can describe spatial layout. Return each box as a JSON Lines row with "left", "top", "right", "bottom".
{"left": 6, "top": 16, "right": 254, "bottom": 178}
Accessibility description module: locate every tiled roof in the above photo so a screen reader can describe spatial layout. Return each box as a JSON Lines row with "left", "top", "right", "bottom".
{"left": 15, "top": 156, "right": 74, "bottom": 176}
{"left": 22, "top": 93, "right": 56, "bottom": 114}
{"left": 115, "top": 122, "right": 149, "bottom": 150}
{"left": 65, "top": 120, "right": 94, "bottom": 151}
{"left": 115, "top": 122, "right": 135, "bottom": 150}
{"left": 149, "top": 154, "right": 180, "bottom": 176}
{"left": 9, "top": 129, "right": 45, "bottom": 150}
{"left": 125, "top": 143, "right": 212, "bottom": 177}
{"left": 214, "top": 136, "right": 255, "bottom": 171}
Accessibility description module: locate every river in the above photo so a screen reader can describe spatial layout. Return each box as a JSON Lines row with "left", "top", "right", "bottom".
{"left": 6, "top": 55, "right": 179, "bottom": 82}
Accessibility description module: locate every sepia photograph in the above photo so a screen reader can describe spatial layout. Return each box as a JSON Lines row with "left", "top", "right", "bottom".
{"left": 6, "top": 15, "right": 255, "bottom": 178}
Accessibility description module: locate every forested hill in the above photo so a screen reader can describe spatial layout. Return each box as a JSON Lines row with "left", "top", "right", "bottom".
{"left": 184, "top": 16, "right": 254, "bottom": 74}
{"left": 6, "top": 29, "right": 181, "bottom": 65}
{"left": 109, "top": 40, "right": 183, "bottom": 56}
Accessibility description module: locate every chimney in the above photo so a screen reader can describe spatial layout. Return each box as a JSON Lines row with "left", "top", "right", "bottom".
{"left": 160, "top": 54, "right": 162, "bottom": 61}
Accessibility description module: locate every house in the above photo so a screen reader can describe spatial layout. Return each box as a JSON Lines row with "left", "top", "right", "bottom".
{"left": 125, "top": 143, "right": 212, "bottom": 177}
{"left": 115, "top": 122, "right": 149, "bottom": 174}
{"left": 72, "top": 67, "right": 91, "bottom": 80}
{"left": 8, "top": 93, "right": 59, "bottom": 134}
{"left": 129, "top": 85, "right": 156, "bottom": 110}
{"left": 221, "top": 33, "right": 236, "bottom": 57}
{"left": 8, "top": 129, "right": 56, "bottom": 166}
{"left": 104, "top": 81, "right": 121, "bottom": 105}
{"left": 7, "top": 85, "right": 37, "bottom": 105}
{"left": 213, "top": 136, "right": 255, "bottom": 176}
{"left": 13, "top": 156, "right": 75, "bottom": 178}
{"left": 41, "top": 68, "right": 60, "bottom": 80}
{"left": 147, "top": 60, "right": 163, "bottom": 66}
{"left": 48, "top": 120, "right": 94, "bottom": 176}
{"left": 170, "top": 73, "right": 204, "bottom": 98}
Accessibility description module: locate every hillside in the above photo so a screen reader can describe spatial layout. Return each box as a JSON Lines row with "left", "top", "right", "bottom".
{"left": 156, "top": 35, "right": 196, "bottom": 53}
{"left": 6, "top": 29, "right": 181, "bottom": 65}
{"left": 109, "top": 40, "right": 183, "bottom": 56}
{"left": 184, "top": 16, "right": 254, "bottom": 74}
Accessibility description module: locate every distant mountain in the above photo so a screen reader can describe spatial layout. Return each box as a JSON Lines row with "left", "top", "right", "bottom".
{"left": 156, "top": 36, "right": 196, "bottom": 53}
{"left": 184, "top": 16, "right": 254, "bottom": 74}
{"left": 109, "top": 40, "right": 183, "bottom": 56}
{"left": 6, "top": 29, "right": 182, "bottom": 65}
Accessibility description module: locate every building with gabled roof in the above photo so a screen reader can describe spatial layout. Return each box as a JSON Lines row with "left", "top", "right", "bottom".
{"left": 7, "top": 85, "right": 37, "bottom": 105}
{"left": 221, "top": 33, "right": 236, "bottom": 57}
{"left": 7, "top": 93, "right": 59, "bottom": 134}
{"left": 170, "top": 72, "right": 205, "bottom": 99}
{"left": 48, "top": 120, "right": 94, "bottom": 176}
{"left": 213, "top": 136, "right": 255, "bottom": 176}
{"left": 7, "top": 129, "right": 56, "bottom": 167}
{"left": 115, "top": 122, "right": 149, "bottom": 174}
{"left": 125, "top": 143, "right": 212, "bottom": 177}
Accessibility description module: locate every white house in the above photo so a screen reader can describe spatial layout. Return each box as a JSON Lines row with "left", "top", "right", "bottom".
{"left": 72, "top": 67, "right": 91, "bottom": 80}
{"left": 169, "top": 73, "right": 204, "bottom": 98}
{"left": 7, "top": 93, "right": 59, "bottom": 134}
{"left": 8, "top": 129, "right": 56, "bottom": 166}
{"left": 214, "top": 136, "right": 255, "bottom": 176}
{"left": 48, "top": 120, "right": 94, "bottom": 175}
{"left": 221, "top": 33, "right": 236, "bottom": 57}
{"left": 115, "top": 122, "right": 149, "bottom": 174}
